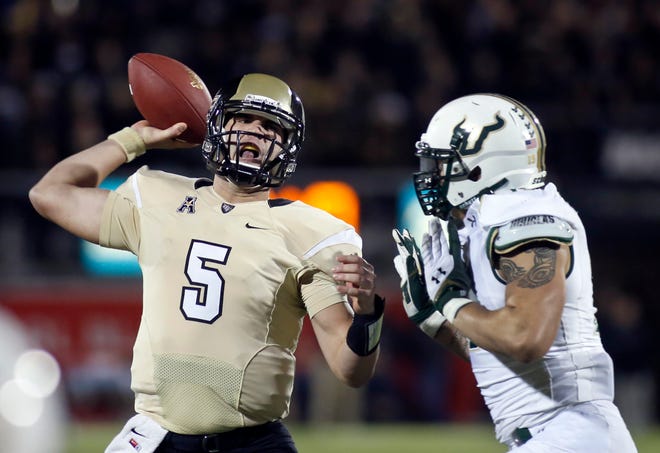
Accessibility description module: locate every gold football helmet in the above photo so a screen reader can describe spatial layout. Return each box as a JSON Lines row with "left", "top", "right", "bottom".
{"left": 203, "top": 74, "right": 305, "bottom": 187}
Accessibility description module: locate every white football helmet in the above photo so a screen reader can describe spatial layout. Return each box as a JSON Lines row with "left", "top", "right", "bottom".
{"left": 413, "top": 93, "right": 547, "bottom": 219}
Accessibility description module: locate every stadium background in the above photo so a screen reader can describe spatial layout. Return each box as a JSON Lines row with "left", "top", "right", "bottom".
{"left": 1, "top": 0, "right": 659, "bottom": 451}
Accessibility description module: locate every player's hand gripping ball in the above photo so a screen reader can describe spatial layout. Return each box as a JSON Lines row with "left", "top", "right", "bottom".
{"left": 128, "top": 52, "right": 212, "bottom": 143}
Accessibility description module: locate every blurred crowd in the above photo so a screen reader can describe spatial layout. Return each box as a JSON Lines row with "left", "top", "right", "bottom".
{"left": 1, "top": 0, "right": 659, "bottom": 175}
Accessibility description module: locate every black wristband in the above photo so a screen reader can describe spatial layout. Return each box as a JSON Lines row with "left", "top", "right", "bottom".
{"left": 346, "top": 294, "right": 385, "bottom": 356}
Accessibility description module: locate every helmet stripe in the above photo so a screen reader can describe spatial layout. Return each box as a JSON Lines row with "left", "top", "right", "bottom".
{"left": 491, "top": 94, "right": 546, "bottom": 173}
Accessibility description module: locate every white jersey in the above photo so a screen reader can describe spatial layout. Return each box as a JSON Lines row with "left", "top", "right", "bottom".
{"left": 461, "top": 183, "right": 614, "bottom": 444}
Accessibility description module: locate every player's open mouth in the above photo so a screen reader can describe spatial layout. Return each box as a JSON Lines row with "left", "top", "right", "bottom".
{"left": 239, "top": 143, "right": 261, "bottom": 163}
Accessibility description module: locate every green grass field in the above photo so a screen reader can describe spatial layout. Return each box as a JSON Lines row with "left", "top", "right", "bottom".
{"left": 66, "top": 422, "right": 660, "bottom": 452}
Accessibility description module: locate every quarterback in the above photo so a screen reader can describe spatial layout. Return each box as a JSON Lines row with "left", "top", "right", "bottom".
{"left": 30, "top": 74, "right": 383, "bottom": 452}
{"left": 393, "top": 94, "right": 637, "bottom": 452}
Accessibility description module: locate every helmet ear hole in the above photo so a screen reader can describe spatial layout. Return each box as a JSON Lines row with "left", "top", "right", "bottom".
{"left": 468, "top": 166, "right": 482, "bottom": 181}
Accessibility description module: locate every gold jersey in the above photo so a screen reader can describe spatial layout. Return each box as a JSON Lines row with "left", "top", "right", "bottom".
{"left": 99, "top": 167, "right": 362, "bottom": 434}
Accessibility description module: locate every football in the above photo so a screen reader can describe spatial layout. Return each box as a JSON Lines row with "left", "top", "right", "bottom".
{"left": 127, "top": 52, "right": 212, "bottom": 143}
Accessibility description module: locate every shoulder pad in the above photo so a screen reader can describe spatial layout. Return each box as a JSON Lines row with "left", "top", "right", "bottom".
{"left": 270, "top": 201, "right": 362, "bottom": 273}
{"left": 492, "top": 215, "right": 574, "bottom": 255}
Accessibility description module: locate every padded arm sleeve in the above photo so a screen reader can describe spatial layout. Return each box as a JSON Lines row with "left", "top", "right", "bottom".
{"left": 488, "top": 215, "right": 574, "bottom": 261}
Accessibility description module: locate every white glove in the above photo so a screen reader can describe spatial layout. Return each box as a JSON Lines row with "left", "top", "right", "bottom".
{"left": 392, "top": 228, "right": 446, "bottom": 338}
{"left": 420, "top": 218, "right": 473, "bottom": 323}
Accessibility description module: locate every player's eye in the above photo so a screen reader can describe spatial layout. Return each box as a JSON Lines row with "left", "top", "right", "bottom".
{"left": 263, "top": 121, "right": 284, "bottom": 138}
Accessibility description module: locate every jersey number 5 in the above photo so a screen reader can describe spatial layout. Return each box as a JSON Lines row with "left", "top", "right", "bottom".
{"left": 180, "top": 240, "right": 231, "bottom": 323}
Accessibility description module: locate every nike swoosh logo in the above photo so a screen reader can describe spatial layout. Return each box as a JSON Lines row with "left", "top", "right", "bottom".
{"left": 245, "top": 222, "right": 268, "bottom": 230}
{"left": 130, "top": 427, "right": 145, "bottom": 437}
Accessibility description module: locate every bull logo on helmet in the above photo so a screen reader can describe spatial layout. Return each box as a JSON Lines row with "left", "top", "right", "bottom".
{"left": 451, "top": 114, "right": 505, "bottom": 156}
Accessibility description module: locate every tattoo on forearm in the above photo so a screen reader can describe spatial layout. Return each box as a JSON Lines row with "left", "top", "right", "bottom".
{"left": 459, "top": 333, "right": 470, "bottom": 359}
{"left": 447, "top": 331, "right": 469, "bottom": 356}
{"left": 439, "top": 323, "right": 471, "bottom": 361}
{"left": 499, "top": 247, "right": 557, "bottom": 288}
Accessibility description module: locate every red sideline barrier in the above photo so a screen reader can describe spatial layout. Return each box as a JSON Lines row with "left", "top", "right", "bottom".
{"left": 1, "top": 285, "right": 485, "bottom": 422}
{"left": 1, "top": 284, "right": 141, "bottom": 369}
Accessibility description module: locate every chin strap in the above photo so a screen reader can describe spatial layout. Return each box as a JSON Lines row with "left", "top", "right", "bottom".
{"left": 481, "top": 178, "right": 508, "bottom": 196}
{"left": 456, "top": 178, "right": 509, "bottom": 210}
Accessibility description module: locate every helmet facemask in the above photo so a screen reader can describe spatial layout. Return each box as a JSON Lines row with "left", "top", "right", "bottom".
{"left": 413, "top": 132, "right": 477, "bottom": 220}
{"left": 412, "top": 94, "right": 547, "bottom": 220}
{"left": 202, "top": 74, "right": 305, "bottom": 188}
